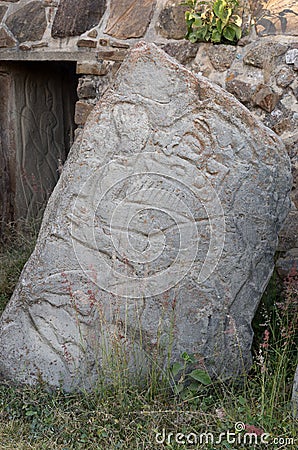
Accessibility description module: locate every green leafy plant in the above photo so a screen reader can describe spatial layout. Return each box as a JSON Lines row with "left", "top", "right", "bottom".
{"left": 183, "top": 0, "right": 242, "bottom": 44}
{"left": 171, "top": 352, "right": 212, "bottom": 403}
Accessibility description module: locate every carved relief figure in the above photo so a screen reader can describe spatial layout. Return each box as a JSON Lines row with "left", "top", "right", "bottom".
{"left": 254, "top": 0, "right": 298, "bottom": 35}
{"left": 17, "top": 74, "right": 65, "bottom": 221}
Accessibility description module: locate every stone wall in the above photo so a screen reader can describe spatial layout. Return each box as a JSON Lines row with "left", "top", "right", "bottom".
{"left": 0, "top": 0, "right": 297, "bottom": 269}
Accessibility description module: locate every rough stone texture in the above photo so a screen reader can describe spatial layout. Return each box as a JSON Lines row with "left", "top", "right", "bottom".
{"left": 0, "top": 6, "right": 8, "bottom": 22}
{"left": 52, "top": 0, "right": 106, "bottom": 38}
{"left": 293, "top": 365, "right": 298, "bottom": 418}
{"left": 96, "top": 48, "right": 128, "bottom": 61}
{"left": 276, "top": 248, "right": 298, "bottom": 278}
{"left": 252, "top": 84, "right": 280, "bottom": 112}
{"left": 0, "top": 26, "right": 17, "bottom": 48}
{"left": 6, "top": 1, "right": 47, "bottom": 43}
{"left": 226, "top": 78, "right": 255, "bottom": 105}
{"left": 77, "top": 39, "right": 97, "bottom": 48}
{"left": 278, "top": 210, "right": 298, "bottom": 252}
{"left": 0, "top": 43, "right": 291, "bottom": 391}
{"left": 156, "top": 0, "right": 188, "bottom": 39}
{"left": 275, "top": 66, "right": 295, "bottom": 87}
{"left": 77, "top": 78, "right": 97, "bottom": 99}
{"left": 254, "top": 0, "right": 298, "bottom": 36}
{"left": 77, "top": 61, "right": 109, "bottom": 76}
{"left": 105, "top": 0, "right": 155, "bottom": 39}
{"left": 74, "top": 100, "right": 94, "bottom": 125}
{"left": 208, "top": 45, "right": 237, "bottom": 72}
{"left": 162, "top": 41, "right": 198, "bottom": 65}
{"left": 285, "top": 48, "right": 298, "bottom": 64}
{"left": 243, "top": 42, "right": 287, "bottom": 68}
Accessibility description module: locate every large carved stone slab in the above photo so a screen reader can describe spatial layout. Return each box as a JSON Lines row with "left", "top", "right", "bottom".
{"left": 0, "top": 43, "right": 292, "bottom": 391}
{"left": 52, "top": 0, "right": 106, "bottom": 38}
{"left": 105, "top": 0, "right": 155, "bottom": 39}
{"left": 253, "top": 0, "right": 298, "bottom": 36}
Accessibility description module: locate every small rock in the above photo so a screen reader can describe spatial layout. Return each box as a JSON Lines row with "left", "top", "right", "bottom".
{"left": 244, "top": 42, "right": 287, "bottom": 68}
{"left": 87, "top": 29, "right": 98, "bottom": 38}
{"left": 76, "top": 61, "right": 109, "bottom": 76}
{"left": 105, "top": 0, "right": 154, "bottom": 39}
{"left": 110, "top": 40, "right": 130, "bottom": 49}
{"left": 6, "top": 1, "right": 47, "bottom": 43}
{"left": 162, "top": 41, "right": 198, "bottom": 65}
{"left": 52, "top": 0, "right": 106, "bottom": 38}
{"left": 252, "top": 84, "right": 279, "bottom": 113}
{"left": 272, "top": 118, "right": 292, "bottom": 136}
{"left": 31, "top": 41, "right": 48, "bottom": 49}
{"left": 77, "top": 39, "right": 97, "bottom": 48}
{"left": 77, "top": 78, "right": 97, "bottom": 99}
{"left": 19, "top": 43, "right": 31, "bottom": 51}
{"left": 226, "top": 78, "right": 255, "bottom": 104}
{"left": 96, "top": 48, "right": 127, "bottom": 61}
{"left": 286, "top": 48, "right": 298, "bottom": 64}
{"left": 156, "top": 0, "right": 188, "bottom": 40}
{"left": 275, "top": 66, "right": 295, "bottom": 88}
{"left": 99, "top": 38, "right": 109, "bottom": 46}
{"left": 276, "top": 248, "right": 298, "bottom": 279}
{"left": 74, "top": 100, "right": 94, "bottom": 125}
{"left": 208, "top": 45, "right": 237, "bottom": 71}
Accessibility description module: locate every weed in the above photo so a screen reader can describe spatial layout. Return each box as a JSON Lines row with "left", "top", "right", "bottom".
{"left": 0, "top": 223, "right": 37, "bottom": 314}
{"left": 182, "top": 0, "right": 242, "bottom": 44}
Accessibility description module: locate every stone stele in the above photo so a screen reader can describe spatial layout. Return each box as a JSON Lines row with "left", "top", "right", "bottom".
{"left": 0, "top": 42, "right": 292, "bottom": 391}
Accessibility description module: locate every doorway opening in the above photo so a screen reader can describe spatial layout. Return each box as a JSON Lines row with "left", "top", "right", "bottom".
{"left": 0, "top": 61, "right": 78, "bottom": 237}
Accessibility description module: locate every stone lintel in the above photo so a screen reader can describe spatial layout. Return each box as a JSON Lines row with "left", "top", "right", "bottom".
{"left": 0, "top": 50, "right": 98, "bottom": 62}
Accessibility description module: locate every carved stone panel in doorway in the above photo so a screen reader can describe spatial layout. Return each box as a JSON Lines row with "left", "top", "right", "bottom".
{"left": 0, "top": 62, "right": 77, "bottom": 231}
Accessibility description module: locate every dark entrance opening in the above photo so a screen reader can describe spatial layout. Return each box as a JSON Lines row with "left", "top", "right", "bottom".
{"left": 0, "top": 61, "right": 78, "bottom": 236}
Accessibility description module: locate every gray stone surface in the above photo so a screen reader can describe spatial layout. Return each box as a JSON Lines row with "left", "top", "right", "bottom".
{"left": 207, "top": 45, "right": 237, "bottom": 72}
{"left": 0, "top": 42, "right": 292, "bottom": 391}
{"left": 162, "top": 41, "right": 198, "bottom": 65}
{"left": 52, "top": 0, "right": 106, "bottom": 38}
{"left": 6, "top": 1, "right": 47, "bottom": 43}
{"left": 243, "top": 42, "right": 287, "bottom": 69}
